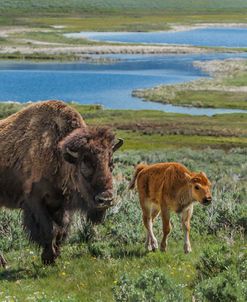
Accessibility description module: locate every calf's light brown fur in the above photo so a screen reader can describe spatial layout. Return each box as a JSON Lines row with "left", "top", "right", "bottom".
{"left": 129, "top": 162, "right": 212, "bottom": 253}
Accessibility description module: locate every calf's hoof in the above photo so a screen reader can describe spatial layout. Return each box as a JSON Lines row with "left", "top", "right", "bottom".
{"left": 0, "top": 254, "right": 7, "bottom": 268}
{"left": 160, "top": 245, "right": 167, "bottom": 252}
{"left": 146, "top": 239, "right": 158, "bottom": 252}
{"left": 184, "top": 244, "right": 192, "bottom": 254}
{"left": 147, "top": 244, "right": 158, "bottom": 252}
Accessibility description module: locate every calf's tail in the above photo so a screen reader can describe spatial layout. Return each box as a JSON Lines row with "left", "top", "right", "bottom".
{"left": 128, "top": 163, "right": 147, "bottom": 190}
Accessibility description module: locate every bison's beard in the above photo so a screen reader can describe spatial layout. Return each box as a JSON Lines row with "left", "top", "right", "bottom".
{"left": 86, "top": 209, "right": 106, "bottom": 224}
{"left": 72, "top": 192, "right": 107, "bottom": 224}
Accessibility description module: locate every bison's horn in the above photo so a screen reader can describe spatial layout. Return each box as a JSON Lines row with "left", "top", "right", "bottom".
{"left": 113, "top": 138, "right": 124, "bottom": 152}
{"left": 66, "top": 147, "right": 79, "bottom": 159}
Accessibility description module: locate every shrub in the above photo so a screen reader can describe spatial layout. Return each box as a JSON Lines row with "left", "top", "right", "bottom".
{"left": 194, "top": 269, "right": 246, "bottom": 302}
{"left": 194, "top": 244, "right": 247, "bottom": 302}
{"left": 195, "top": 245, "right": 236, "bottom": 281}
{"left": 0, "top": 209, "right": 28, "bottom": 252}
{"left": 113, "top": 269, "right": 184, "bottom": 302}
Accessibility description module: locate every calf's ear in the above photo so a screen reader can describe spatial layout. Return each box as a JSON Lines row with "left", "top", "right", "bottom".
{"left": 200, "top": 171, "right": 207, "bottom": 178}
{"left": 184, "top": 172, "right": 192, "bottom": 182}
{"left": 184, "top": 173, "right": 200, "bottom": 184}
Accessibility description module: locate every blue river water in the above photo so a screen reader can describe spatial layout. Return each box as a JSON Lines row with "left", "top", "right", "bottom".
{"left": 65, "top": 27, "right": 247, "bottom": 48}
{"left": 0, "top": 53, "right": 247, "bottom": 116}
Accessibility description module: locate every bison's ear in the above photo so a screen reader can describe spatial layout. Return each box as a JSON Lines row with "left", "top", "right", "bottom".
{"left": 63, "top": 147, "right": 79, "bottom": 164}
{"left": 113, "top": 138, "right": 124, "bottom": 152}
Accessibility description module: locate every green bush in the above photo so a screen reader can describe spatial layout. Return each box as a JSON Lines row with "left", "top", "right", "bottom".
{"left": 113, "top": 269, "right": 184, "bottom": 302}
{"left": 0, "top": 209, "right": 28, "bottom": 252}
{"left": 195, "top": 245, "right": 235, "bottom": 281}
{"left": 194, "top": 244, "right": 247, "bottom": 302}
{"left": 194, "top": 269, "right": 247, "bottom": 302}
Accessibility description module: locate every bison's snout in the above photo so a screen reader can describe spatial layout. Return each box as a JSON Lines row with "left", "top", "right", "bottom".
{"left": 95, "top": 191, "right": 114, "bottom": 209}
{"left": 202, "top": 196, "right": 212, "bottom": 206}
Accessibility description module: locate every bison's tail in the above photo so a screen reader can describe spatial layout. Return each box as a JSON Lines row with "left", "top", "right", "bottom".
{"left": 128, "top": 163, "right": 147, "bottom": 190}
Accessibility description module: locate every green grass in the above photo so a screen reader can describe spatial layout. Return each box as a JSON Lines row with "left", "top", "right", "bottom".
{"left": 1, "top": 0, "right": 247, "bottom": 31}
{"left": 2, "top": 12, "right": 247, "bottom": 33}
{"left": 117, "top": 131, "right": 247, "bottom": 150}
{"left": 225, "top": 73, "right": 247, "bottom": 86}
{"left": 0, "top": 238, "right": 237, "bottom": 301}
{"left": 2, "top": 0, "right": 247, "bottom": 14}
{"left": 173, "top": 90, "right": 247, "bottom": 109}
{"left": 134, "top": 89, "right": 247, "bottom": 110}
{"left": 0, "top": 52, "right": 82, "bottom": 61}
{"left": 1, "top": 103, "right": 247, "bottom": 149}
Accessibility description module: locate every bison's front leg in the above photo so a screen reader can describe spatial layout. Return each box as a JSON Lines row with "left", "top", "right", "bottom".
{"left": 23, "top": 202, "right": 58, "bottom": 265}
{"left": 0, "top": 253, "right": 7, "bottom": 268}
{"left": 52, "top": 209, "right": 71, "bottom": 258}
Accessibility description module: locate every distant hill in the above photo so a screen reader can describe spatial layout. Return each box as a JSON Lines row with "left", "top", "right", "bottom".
{"left": 2, "top": 0, "right": 247, "bottom": 14}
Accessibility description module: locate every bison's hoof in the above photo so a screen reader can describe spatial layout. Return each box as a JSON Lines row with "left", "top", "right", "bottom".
{"left": 42, "top": 257, "right": 56, "bottom": 266}
{"left": 41, "top": 250, "right": 56, "bottom": 265}
{"left": 0, "top": 254, "right": 7, "bottom": 268}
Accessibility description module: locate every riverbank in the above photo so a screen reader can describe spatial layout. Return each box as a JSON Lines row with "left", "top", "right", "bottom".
{"left": 133, "top": 58, "right": 247, "bottom": 110}
{"left": 0, "top": 44, "right": 221, "bottom": 61}
{"left": 1, "top": 23, "right": 247, "bottom": 61}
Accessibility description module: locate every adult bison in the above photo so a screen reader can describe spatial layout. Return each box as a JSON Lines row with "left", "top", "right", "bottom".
{"left": 0, "top": 100, "right": 123, "bottom": 266}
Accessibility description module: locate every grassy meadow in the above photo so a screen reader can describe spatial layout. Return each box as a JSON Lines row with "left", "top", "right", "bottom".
{"left": 0, "top": 103, "right": 246, "bottom": 301}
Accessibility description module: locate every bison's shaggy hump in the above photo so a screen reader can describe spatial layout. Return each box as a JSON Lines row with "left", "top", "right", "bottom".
{"left": 0, "top": 100, "right": 86, "bottom": 194}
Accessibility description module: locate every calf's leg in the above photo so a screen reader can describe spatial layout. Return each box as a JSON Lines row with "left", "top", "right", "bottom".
{"left": 141, "top": 200, "right": 158, "bottom": 251}
{"left": 160, "top": 205, "right": 171, "bottom": 252}
{"left": 182, "top": 205, "right": 193, "bottom": 253}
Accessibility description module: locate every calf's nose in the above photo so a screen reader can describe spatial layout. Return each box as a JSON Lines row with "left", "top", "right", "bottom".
{"left": 202, "top": 196, "right": 212, "bottom": 206}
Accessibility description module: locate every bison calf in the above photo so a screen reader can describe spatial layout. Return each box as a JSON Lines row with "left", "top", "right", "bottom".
{"left": 129, "top": 162, "right": 212, "bottom": 253}
{"left": 0, "top": 100, "right": 123, "bottom": 266}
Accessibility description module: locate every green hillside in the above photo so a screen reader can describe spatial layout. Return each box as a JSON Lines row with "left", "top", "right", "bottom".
{"left": 1, "top": 0, "right": 247, "bottom": 14}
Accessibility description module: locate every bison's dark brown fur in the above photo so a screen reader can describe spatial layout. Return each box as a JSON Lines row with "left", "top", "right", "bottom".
{"left": 0, "top": 100, "right": 123, "bottom": 266}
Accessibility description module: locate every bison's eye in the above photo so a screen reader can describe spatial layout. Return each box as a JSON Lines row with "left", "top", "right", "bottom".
{"left": 81, "top": 155, "right": 95, "bottom": 179}
{"left": 195, "top": 185, "right": 200, "bottom": 190}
